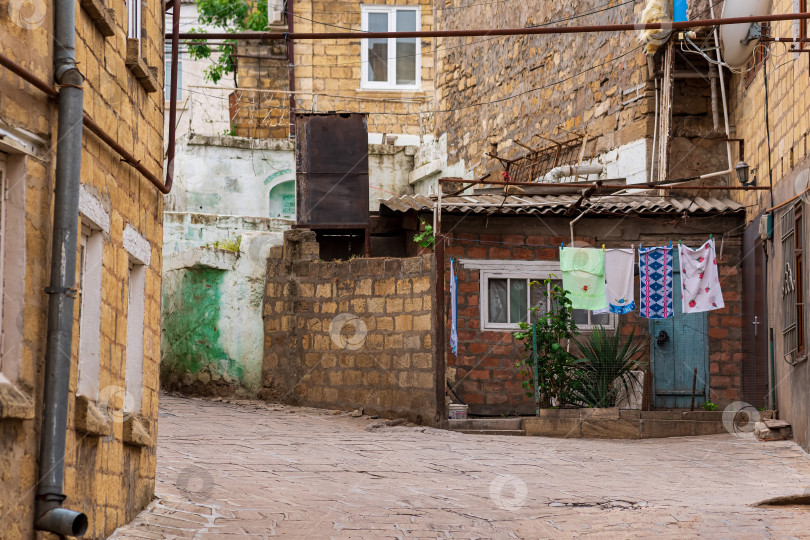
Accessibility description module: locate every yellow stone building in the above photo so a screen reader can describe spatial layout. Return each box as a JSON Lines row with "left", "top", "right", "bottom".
{"left": 0, "top": 0, "right": 165, "bottom": 536}
{"left": 727, "top": 1, "right": 810, "bottom": 451}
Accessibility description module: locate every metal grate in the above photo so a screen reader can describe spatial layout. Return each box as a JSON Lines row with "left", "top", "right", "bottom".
{"left": 506, "top": 139, "right": 584, "bottom": 183}
{"left": 781, "top": 205, "right": 797, "bottom": 362}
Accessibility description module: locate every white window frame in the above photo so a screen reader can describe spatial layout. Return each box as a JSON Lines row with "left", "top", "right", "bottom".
{"left": 122, "top": 224, "right": 150, "bottom": 413}
{"left": 77, "top": 224, "right": 104, "bottom": 401}
{"left": 164, "top": 41, "right": 183, "bottom": 102}
{"left": 128, "top": 0, "right": 142, "bottom": 54}
{"left": 360, "top": 5, "right": 421, "bottom": 91}
{"left": 461, "top": 259, "right": 616, "bottom": 332}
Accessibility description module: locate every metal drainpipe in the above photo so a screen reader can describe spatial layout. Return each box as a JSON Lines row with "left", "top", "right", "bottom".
{"left": 35, "top": 0, "right": 89, "bottom": 533}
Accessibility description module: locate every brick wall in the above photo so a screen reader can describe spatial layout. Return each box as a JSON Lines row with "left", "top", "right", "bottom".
{"left": 262, "top": 229, "right": 439, "bottom": 424}
{"left": 0, "top": 0, "right": 165, "bottom": 536}
{"left": 439, "top": 214, "right": 744, "bottom": 415}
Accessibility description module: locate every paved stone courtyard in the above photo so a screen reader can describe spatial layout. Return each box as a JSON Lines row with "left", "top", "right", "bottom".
{"left": 111, "top": 395, "right": 810, "bottom": 539}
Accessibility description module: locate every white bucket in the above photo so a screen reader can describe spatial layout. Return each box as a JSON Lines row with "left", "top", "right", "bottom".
{"left": 449, "top": 404, "right": 468, "bottom": 419}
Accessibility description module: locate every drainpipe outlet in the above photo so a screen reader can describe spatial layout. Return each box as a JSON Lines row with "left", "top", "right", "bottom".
{"left": 35, "top": 506, "right": 88, "bottom": 537}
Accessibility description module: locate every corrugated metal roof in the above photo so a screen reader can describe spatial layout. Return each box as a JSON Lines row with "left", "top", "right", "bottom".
{"left": 379, "top": 193, "right": 745, "bottom": 216}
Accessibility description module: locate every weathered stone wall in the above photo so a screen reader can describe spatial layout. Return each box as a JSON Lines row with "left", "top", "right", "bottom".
{"left": 440, "top": 213, "right": 745, "bottom": 416}
{"left": 231, "top": 35, "right": 291, "bottom": 139}
{"left": 167, "top": 133, "right": 417, "bottom": 218}
{"left": 262, "top": 229, "right": 438, "bottom": 424}
{"left": 727, "top": 0, "right": 810, "bottom": 452}
{"left": 161, "top": 233, "right": 282, "bottom": 397}
{"left": 435, "top": 0, "right": 652, "bottom": 178}
{"left": 0, "top": 0, "right": 165, "bottom": 536}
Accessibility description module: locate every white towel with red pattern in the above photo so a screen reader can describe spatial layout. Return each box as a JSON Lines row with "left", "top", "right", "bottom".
{"left": 678, "top": 238, "right": 724, "bottom": 313}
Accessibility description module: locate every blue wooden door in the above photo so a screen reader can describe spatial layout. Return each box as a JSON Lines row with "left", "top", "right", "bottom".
{"left": 649, "top": 252, "right": 709, "bottom": 408}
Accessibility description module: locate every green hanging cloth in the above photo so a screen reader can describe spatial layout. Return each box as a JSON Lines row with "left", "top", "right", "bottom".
{"left": 559, "top": 247, "right": 607, "bottom": 310}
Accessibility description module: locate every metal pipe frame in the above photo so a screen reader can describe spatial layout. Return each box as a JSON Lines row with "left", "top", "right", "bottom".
{"left": 170, "top": 12, "right": 810, "bottom": 41}
{"left": 437, "top": 177, "right": 770, "bottom": 190}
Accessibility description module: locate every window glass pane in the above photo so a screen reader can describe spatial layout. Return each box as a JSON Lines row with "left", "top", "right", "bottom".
{"left": 395, "top": 10, "right": 417, "bottom": 85}
{"left": 591, "top": 312, "right": 611, "bottom": 327}
{"left": 367, "top": 13, "right": 388, "bottom": 82}
{"left": 572, "top": 309, "right": 589, "bottom": 326}
{"left": 488, "top": 278, "right": 508, "bottom": 324}
{"left": 509, "top": 279, "right": 528, "bottom": 324}
{"left": 529, "top": 280, "right": 548, "bottom": 323}
{"left": 396, "top": 10, "right": 416, "bottom": 31}
{"left": 395, "top": 39, "right": 417, "bottom": 85}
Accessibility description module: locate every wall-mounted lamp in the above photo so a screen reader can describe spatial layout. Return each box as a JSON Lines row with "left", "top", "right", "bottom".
{"left": 722, "top": 138, "right": 755, "bottom": 186}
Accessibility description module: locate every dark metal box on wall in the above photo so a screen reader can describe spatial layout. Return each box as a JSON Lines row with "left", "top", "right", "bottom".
{"left": 295, "top": 113, "right": 370, "bottom": 228}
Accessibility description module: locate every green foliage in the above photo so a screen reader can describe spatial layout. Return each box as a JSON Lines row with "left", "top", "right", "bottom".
{"left": 210, "top": 236, "right": 241, "bottom": 252}
{"left": 514, "top": 277, "right": 582, "bottom": 408}
{"left": 413, "top": 221, "right": 435, "bottom": 248}
{"left": 571, "top": 327, "right": 645, "bottom": 408}
{"left": 185, "top": 0, "right": 270, "bottom": 84}
{"left": 702, "top": 401, "right": 719, "bottom": 411}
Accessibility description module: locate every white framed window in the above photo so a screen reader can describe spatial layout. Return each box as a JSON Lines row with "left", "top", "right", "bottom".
{"left": 122, "top": 224, "right": 150, "bottom": 413}
{"left": 361, "top": 5, "right": 420, "bottom": 90}
{"left": 125, "top": 261, "right": 146, "bottom": 412}
{"left": 128, "top": 0, "right": 142, "bottom": 53}
{"left": 77, "top": 224, "right": 104, "bottom": 400}
{"left": 461, "top": 259, "right": 616, "bottom": 332}
{"left": 164, "top": 42, "right": 183, "bottom": 101}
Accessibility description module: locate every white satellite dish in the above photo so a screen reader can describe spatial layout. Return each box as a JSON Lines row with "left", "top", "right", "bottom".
{"left": 719, "top": 0, "right": 773, "bottom": 69}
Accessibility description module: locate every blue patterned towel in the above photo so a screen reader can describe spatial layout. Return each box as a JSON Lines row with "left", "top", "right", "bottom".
{"left": 639, "top": 246, "right": 674, "bottom": 319}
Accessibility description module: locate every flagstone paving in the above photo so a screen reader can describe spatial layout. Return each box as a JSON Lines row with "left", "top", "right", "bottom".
{"left": 111, "top": 394, "right": 810, "bottom": 539}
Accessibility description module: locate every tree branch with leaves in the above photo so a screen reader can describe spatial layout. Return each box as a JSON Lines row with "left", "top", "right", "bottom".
{"left": 185, "top": 0, "right": 271, "bottom": 85}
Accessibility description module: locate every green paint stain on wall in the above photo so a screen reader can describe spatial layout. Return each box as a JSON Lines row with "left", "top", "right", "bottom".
{"left": 264, "top": 169, "right": 292, "bottom": 185}
{"left": 162, "top": 268, "right": 243, "bottom": 380}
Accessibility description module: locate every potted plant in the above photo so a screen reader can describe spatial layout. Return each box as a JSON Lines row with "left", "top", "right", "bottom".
{"left": 572, "top": 327, "right": 645, "bottom": 409}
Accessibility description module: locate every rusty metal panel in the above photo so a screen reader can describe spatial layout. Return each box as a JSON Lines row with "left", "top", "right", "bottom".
{"left": 295, "top": 113, "right": 369, "bottom": 227}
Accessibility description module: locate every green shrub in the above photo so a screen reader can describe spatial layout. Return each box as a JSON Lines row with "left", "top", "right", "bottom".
{"left": 572, "top": 326, "right": 645, "bottom": 408}
{"left": 515, "top": 277, "right": 582, "bottom": 409}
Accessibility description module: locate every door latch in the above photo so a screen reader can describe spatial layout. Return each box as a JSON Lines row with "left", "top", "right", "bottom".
{"left": 656, "top": 329, "right": 670, "bottom": 347}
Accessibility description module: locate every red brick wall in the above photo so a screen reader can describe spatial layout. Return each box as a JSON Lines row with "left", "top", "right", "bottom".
{"left": 439, "top": 224, "right": 744, "bottom": 416}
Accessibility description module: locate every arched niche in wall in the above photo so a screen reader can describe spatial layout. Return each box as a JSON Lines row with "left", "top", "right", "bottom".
{"left": 268, "top": 179, "right": 295, "bottom": 220}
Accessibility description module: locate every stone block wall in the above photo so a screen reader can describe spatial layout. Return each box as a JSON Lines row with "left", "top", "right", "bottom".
{"left": 262, "top": 229, "right": 439, "bottom": 424}
{"left": 435, "top": 0, "right": 652, "bottom": 178}
{"left": 231, "top": 36, "right": 290, "bottom": 138}
{"left": 0, "top": 0, "right": 165, "bottom": 536}
{"left": 726, "top": 0, "right": 810, "bottom": 452}
{"left": 440, "top": 214, "right": 745, "bottom": 416}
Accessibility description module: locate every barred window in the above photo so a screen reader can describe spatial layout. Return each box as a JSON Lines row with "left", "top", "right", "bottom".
{"left": 781, "top": 203, "right": 806, "bottom": 363}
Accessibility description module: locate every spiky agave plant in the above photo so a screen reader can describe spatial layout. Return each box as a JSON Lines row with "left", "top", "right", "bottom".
{"left": 572, "top": 326, "right": 645, "bottom": 408}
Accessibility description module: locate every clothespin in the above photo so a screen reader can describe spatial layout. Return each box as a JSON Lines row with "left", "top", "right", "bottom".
{"left": 560, "top": 242, "right": 564, "bottom": 251}
{"left": 668, "top": 240, "right": 672, "bottom": 248}
{"left": 602, "top": 244, "right": 605, "bottom": 252}
{"left": 678, "top": 239, "right": 682, "bottom": 245}
{"left": 709, "top": 233, "right": 713, "bottom": 239}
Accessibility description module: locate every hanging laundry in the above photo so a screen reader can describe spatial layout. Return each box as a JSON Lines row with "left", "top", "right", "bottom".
{"left": 678, "top": 238, "right": 725, "bottom": 313}
{"left": 449, "top": 259, "right": 458, "bottom": 356}
{"left": 560, "top": 247, "right": 607, "bottom": 311}
{"left": 639, "top": 245, "right": 674, "bottom": 319}
{"left": 605, "top": 248, "right": 636, "bottom": 314}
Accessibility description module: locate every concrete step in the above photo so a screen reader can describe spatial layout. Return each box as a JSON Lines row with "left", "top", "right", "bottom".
{"left": 448, "top": 418, "right": 523, "bottom": 431}
{"left": 457, "top": 429, "right": 526, "bottom": 436}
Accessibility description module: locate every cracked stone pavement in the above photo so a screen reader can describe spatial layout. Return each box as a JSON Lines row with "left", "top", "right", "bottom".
{"left": 110, "top": 394, "right": 810, "bottom": 539}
